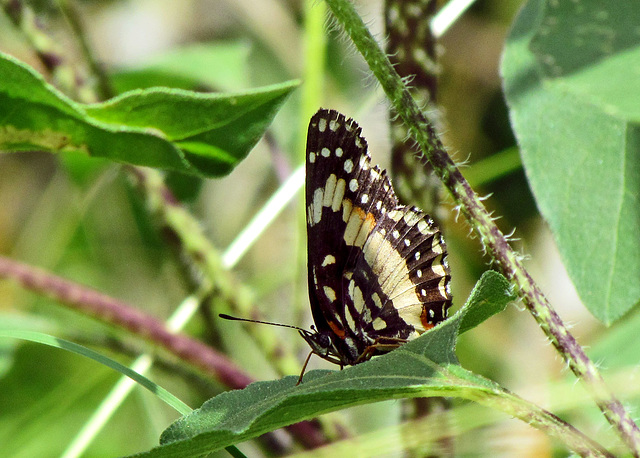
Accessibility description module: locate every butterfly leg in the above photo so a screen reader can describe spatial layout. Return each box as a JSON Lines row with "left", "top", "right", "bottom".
{"left": 296, "top": 351, "right": 315, "bottom": 385}
{"left": 355, "top": 337, "right": 408, "bottom": 364}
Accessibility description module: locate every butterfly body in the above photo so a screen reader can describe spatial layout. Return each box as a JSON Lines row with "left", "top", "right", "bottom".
{"left": 303, "top": 109, "right": 452, "bottom": 367}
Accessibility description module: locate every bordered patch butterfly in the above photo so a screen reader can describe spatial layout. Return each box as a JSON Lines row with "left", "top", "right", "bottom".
{"left": 300, "top": 108, "right": 451, "bottom": 372}
{"left": 221, "top": 109, "right": 452, "bottom": 382}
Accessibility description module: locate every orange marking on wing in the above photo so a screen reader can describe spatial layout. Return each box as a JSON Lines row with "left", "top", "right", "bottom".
{"left": 365, "top": 211, "right": 377, "bottom": 227}
{"left": 328, "top": 320, "right": 346, "bottom": 338}
{"left": 420, "top": 307, "right": 435, "bottom": 331}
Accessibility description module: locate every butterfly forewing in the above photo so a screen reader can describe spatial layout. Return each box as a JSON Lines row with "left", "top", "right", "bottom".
{"left": 305, "top": 109, "right": 452, "bottom": 366}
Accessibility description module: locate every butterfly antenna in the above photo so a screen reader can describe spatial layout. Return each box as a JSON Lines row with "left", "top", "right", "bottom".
{"left": 219, "top": 314, "right": 307, "bottom": 332}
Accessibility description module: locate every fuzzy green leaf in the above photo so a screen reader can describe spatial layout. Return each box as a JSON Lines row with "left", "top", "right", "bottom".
{"left": 0, "top": 51, "right": 297, "bottom": 177}
{"left": 132, "top": 272, "right": 512, "bottom": 457}
{"left": 458, "top": 270, "right": 515, "bottom": 335}
{"left": 501, "top": 0, "right": 640, "bottom": 323}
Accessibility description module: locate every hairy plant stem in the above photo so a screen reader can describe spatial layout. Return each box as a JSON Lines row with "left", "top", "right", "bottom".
{"left": 0, "top": 256, "right": 251, "bottom": 387}
{"left": 324, "top": 0, "right": 640, "bottom": 455}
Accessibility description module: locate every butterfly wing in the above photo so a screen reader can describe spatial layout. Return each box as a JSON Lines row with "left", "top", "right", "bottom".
{"left": 306, "top": 109, "right": 372, "bottom": 364}
{"left": 305, "top": 109, "right": 451, "bottom": 365}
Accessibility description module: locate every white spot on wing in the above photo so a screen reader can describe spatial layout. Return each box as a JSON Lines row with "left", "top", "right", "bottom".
{"left": 321, "top": 147, "right": 330, "bottom": 157}
{"left": 336, "top": 147, "right": 343, "bottom": 157}
{"left": 352, "top": 284, "right": 365, "bottom": 312}
{"left": 388, "top": 210, "right": 402, "bottom": 222}
{"left": 323, "top": 174, "right": 337, "bottom": 207}
{"left": 431, "top": 236, "right": 444, "bottom": 254}
{"left": 344, "top": 159, "right": 354, "bottom": 173}
{"left": 318, "top": 118, "right": 327, "bottom": 132}
{"left": 438, "top": 276, "right": 449, "bottom": 298}
{"left": 322, "top": 255, "right": 336, "bottom": 266}
{"left": 404, "top": 211, "right": 421, "bottom": 225}
{"left": 342, "top": 198, "right": 353, "bottom": 223}
{"left": 371, "top": 292, "right": 382, "bottom": 310}
{"left": 332, "top": 178, "right": 346, "bottom": 212}
{"left": 323, "top": 286, "right": 337, "bottom": 302}
{"left": 343, "top": 210, "right": 362, "bottom": 245}
{"left": 431, "top": 257, "right": 447, "bottom": 277}
{"left": 417, "top": 219, "right": 434, "bottom": 235}
{"left": 345, "top": 309, "right": 357, "bottom": 331}
{"left": 372, "top": 318, "right": 387, "bottom": 330}
{"left": 312, "top": 188, "right": 323, "bottom": 224}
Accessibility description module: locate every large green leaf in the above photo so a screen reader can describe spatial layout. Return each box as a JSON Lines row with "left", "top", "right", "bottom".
{"left": 501, "top": 0, "right": 640, "bottom": 323}
{"left": 0, "top": 51, "right": 298, "bottom": 177}
{"left": 133, "top": 272, "right": 514, "bottom": 457}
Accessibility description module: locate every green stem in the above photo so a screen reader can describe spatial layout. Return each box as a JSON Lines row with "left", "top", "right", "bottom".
{"left": 55, "top": 0, "right": 114, "bottom": 100}
{"left": 324, "top": 0, "right": 640, "bottom": 455}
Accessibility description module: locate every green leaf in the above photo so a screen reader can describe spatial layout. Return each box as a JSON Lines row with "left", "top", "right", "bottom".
{"left": 0, "top": 51, "right": 298, "bottom": 177}
{"left": 132, "top": 272, "right": 511, "bottom": 457}
{"left": 501, "top": 0, "right": 640, "bottom": 323}
{"left": 458, "top": 271, "right": 515, "bottom": 335}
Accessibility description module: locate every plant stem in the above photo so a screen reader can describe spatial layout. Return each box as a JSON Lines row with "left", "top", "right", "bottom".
{"left": 324, "top": 0, "right": 640, "bottom": 455}
{"left": 0, "top": 255, "right": 253, "bottom": 387}
{"left": 55, "top": 0, "right": 114, "bottom": 100}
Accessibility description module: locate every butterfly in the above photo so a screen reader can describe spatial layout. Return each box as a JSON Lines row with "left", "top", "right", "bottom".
{"left": 299, "top": 108, "right": 452, "bottom": 375}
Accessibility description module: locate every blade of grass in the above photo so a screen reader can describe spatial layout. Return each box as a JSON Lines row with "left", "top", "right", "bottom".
{"left": 0, "top": 330, "right": 191, "bottom": 415}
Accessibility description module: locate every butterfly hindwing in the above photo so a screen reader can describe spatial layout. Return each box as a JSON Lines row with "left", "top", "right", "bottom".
{"left": 305, "top": 109, "right": 452, "bottom": 366}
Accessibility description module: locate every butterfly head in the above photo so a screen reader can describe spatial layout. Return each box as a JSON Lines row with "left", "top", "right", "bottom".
{"left": 298, "top": 326, "right": 345, "bottom": 366}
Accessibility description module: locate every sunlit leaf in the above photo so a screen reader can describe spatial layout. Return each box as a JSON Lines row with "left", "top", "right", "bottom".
{"left": 0, "top": 51, "right": 298, "bottom": 177}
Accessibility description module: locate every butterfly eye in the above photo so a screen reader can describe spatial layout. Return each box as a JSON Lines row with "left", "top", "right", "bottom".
{"left": 316, "top": 333, "right": 331, "bottom": 349}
